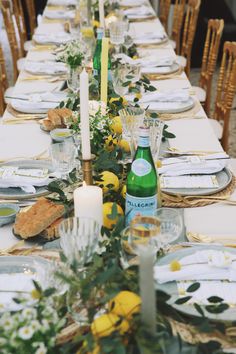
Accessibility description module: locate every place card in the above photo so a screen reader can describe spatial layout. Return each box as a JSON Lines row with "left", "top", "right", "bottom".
{"left": 0, "top": 167, "right": 48, "bottom": 179}
{"left": 160, "top": 175, "right": 219, "bottom": 189}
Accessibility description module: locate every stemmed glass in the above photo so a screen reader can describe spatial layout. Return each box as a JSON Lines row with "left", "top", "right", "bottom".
{"left": 143, "top": 118, "right": 164, "bottom": 160}
{"left": 119, "top": 106, "right": 145, "bottom": 158}
{"left": 67, "top": 66, "right": 82, "bottom": 94}
{"left": 111, "top": 63, "right": 130, "bottom": 96}
{"left": 109, "top": 21, "right": 125, "bottom": 54}
{"left": 50, "top": 139, "right": 76, "bottom": 179}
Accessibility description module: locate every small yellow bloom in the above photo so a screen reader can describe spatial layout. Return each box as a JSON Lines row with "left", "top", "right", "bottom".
{"left": 170, "top": 260, "right": 181, "bottom": 272}
{"left": 92, "top": 20, "right": 100, "bottom": 28}
{"left": 156, "top": 160, "right": 162, "bottom": 168}
{"left": 135, "top": 93, "right": 142, "bottom": 100}
{"left": 31, "top": 289, "right": 41, "bottom": 300}
{"left": 132, "top": 56, "right": 138, "bottom": 60}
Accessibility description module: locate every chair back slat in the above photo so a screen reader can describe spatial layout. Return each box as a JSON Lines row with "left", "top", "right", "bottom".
{"left": 0, "top": 42, "right": 8, "bottom": 116}
{"left": 200, "top": 19, "right": 224, "bottom": 115}
{"left": 0, "top": 0, "right": 20, "bottom": 82}
{"left": 180, "top": 0, "right": 201, "bottom": 77}
{"left": 12, "top": 0, "right": 27, "bottom": 55}
{"left": 25, "top": 0, "right": 37, "bottom": 37}
{"left": 214, "top": 41, "right": 236, "bottom": 151}
{"left": 171, "top": 0, "right": 186, "bottom": 54}
{"left": 159, "top": 0, "right": 171, "bottom": 32}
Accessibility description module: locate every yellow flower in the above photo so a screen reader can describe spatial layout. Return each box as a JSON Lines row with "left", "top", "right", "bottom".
{"left": 170, "top": 260, "right": 181, "bottom": 272}
{"left": 31, "top": 289, "right": 41, "bottom": 300}
{"left": 156, "top": 160, "right": 162, "bottom": 168}
{"left": 92, "top": 20, "right": 100, "bottom": 28}
{"left": 135, "top": 93, "right": 142, "bottom": 100}
{"left": 108, "top": 291, "right": 141, "bottom": 318}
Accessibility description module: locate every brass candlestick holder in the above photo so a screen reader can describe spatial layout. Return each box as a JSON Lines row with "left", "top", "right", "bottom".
{"left": 81, "top": 154, "right": 95, "bottom": 185}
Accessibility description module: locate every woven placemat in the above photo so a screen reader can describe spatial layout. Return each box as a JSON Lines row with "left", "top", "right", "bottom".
{"left": 158, "top": 100, "right": 202, "bottom": 121}
{"left": 162, "top": 174, "right": 236, "bottom": 208}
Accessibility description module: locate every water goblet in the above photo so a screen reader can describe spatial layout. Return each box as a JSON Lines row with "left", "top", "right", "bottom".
{"left": 143, "top": 118, "right": 164, "bottom": 160}
{"left": 111, "top": 63, "right": 130, "bottom": 96}
{"left": 154, "top": 208, "right": 183, "bottom": 249}
{"left": 59, "top": 216, "right": 100, "bottom": 267}
{"left": 126, "top": 62, "right": 141, "bottom": 84}
{"left": 67, "top": 65, "right": 83, "bottom": 94}
{"left": 50, "top": 139, "right": 76, "bottom": 179}
{"left": 119, "top": 106, "right": 145, "bottom": 158}
{"left": 109, "top": 21, "right": 125, "bottom": 54}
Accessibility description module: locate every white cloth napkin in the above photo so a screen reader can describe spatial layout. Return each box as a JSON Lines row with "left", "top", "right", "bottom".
{"left": 0, "top": 167, "right": 50, "bottom": 193}
{"left": 158, "top": 158, "right": 228, "bottom": 176}
{"left": 126, "top": 90, "right": 190, "bottom": 104}
{"left": 24, "top": 61, "right": 67, "bottom": 75}
{"left": 44, "top": 9, "right": 75, "bottom": 19}
{"left": 124, "top": 5, "right": 154, "bottom": 18}
{"left": 116, "top": 53, "right": 174, "bottom": 68}
{"left": 120, "top": 0, "right": 146, "bottom": 6}
{"left": 33, "top": 32, "right": 72, "bottom": 45}
{"left": 48, "top": 0, "right": 77, "bottom": 5}
{"left": 154, "top": 250, "right": 236, "bottom": 284}
{"left": 11, "top": 92, "right": 67, "bottom": 114}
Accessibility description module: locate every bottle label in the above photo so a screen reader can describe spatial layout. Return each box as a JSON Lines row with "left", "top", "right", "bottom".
{"left": 132, "top": 158, "right": 151, "bottom": 177}
{"left": 138, "top": 136, "right": 149, "bottom": 148}
{"left": 125, "top": 193, "right": 157, "bottom": 225}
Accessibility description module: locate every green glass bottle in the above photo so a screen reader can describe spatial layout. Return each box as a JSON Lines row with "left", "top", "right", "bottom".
{"left": 125, "top": 127, "right": 159, "bottom": 225}
{"left": 93, "top": 28, "right": 111, "bottom": 80}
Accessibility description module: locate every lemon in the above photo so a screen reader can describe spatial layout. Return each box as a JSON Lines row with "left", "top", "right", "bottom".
{"left": 109, "top": 291, "right": 141, "bottom": 318}
{"left": 97, "top": 171, "right": 119, "bottom": 193}
{"left": 118, "top": 139, "right": 130, "bottom": 153}
{"left": 109, "top": 96, "right": 128, "bottom": 106}
{"left": 110, "top": 116, "right": 122, "bottom": 135}
{"left": 103, "top": 202, "right": 124, "bottom": 229}
{"left": 91, "top": 313, "right": 129, "bottom": 338}
{"left": 76, "top": 341, "right": 100, "bottom": 354}
{"left": 170, "top": 260, "right": 181, "bottom": 272}
{"left": 105, "top": 135, "right": 118, "bottom": 151}
{"left": 121, "top": 185, "right": 126, "bottom": 199}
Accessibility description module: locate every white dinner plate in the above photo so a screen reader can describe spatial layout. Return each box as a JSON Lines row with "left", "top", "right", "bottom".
{"left": 143, "top": 96, "right": 195, "bottom": 113}
{"left": 141, "top": 62, "right": 180, "bottom": 75}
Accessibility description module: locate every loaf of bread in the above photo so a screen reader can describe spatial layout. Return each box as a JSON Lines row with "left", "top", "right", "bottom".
{"left": 40, "top": 217, "right": 63, "bottom": 240}
{"left": 41, "top": 108, "right": 73, "bottom": 131}
{"left": 13, "top": 197, "right": 65, "bottom": 239}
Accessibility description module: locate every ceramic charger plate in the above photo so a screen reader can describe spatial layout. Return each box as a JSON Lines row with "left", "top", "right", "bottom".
{"left": 0, "top": 160, "right": 54, "bottom": 200}
{"left": 161, "top": 167, "right": 232, "bottom": 196}
{"left": 143, "top": 96, "right": 195, "bottom": 114}
{"left": 155, "top": 245, "right": 236, "bottom": 322}
{"left": 141, "top": 62, "right": 180, "bottom": 75}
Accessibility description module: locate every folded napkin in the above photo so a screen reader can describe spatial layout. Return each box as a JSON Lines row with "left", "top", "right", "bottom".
{"left": 124, "top": 5, "right": 154, "bottom": 18}
{"left": 154, "top": 250, "right": 236, "bottom": 284}
{"left": 158, "top": 158, "right": 228, "bottom": 176}
{"left": 0, "top": 166, "right": 50, "bottom": 193}
{"left": 126, "top": 90, "right": 190, "bottom": 104}
{"left": 120, "top": 0, "right": 146, "bottom": 6}
{"left": 24, "top": 61, "right": 67, "bottom": 75}
{"left": 48, "top": 0, "right": 77, "bottom": 5}
{"left": 116, "top": 53, "right": 174, "bottom": 68}
{"left": 11, "top": 92, "right": 67, "bottom": 114}
{"left": 44, "top": 9, "right": 75, "bottom": 19}
{"left": 33, "top": 32, "right": 72, "bottom": 45}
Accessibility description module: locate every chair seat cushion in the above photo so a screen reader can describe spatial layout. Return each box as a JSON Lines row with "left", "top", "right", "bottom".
{"left": 209, "top": 118, "right": 223, "bottom": 139}
{"left": 176, "top": 55, "right": 187, "bottom": 68}
{"left": 192, "top": 86, "right": 206, "bottom": 102}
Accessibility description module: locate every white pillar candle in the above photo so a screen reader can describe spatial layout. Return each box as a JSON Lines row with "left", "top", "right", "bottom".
{"left": 99, "top": 0, "right": 105, "bottom": 29}
{"left": 139, "top": 246, "right": 156, "bottom": 334}
{"left": 80, "top": 68, "right": 91, "bottom": 160}
{"left": 74, "top": 182, "right": 103, "bottom": 227}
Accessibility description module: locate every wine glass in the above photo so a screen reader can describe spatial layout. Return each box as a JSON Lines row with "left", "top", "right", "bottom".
{"left": 111, "top": 63, "right": 130, "bottom": 96}
{"left": 109, "top": 21, "right": 125, "bottom": 54}
{"left": 59, "top": 216, "right": 100, "bottom": 267}
{"left": 67, "top": 66, "right": 82, "bottom": 94}
{"left": 154, "top": 208, "right": 183, "bottom": 248}
{"left": 50, "top": 140, "right": 76, "bottom": 179}
{"left": 128, "top": 215, "right": 162, "bottom": 256}
{"left": 143, "top": 118, "right": 164, "bottom": 160}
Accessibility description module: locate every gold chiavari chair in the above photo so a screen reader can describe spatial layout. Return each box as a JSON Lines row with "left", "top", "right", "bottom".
{"left": 193, "top": 19, "right": 224, "bottom": 116}
{"left": 209, "top": 41, "right": 236, "bottom": 152}
{"left": 0, "top": 42, "right": 8, "bottom": 116}
{"left": 25, "top": 0, "right": 37, "bottom": 37}
{"left": 0, "top": 0, "right": 20, "bottom": 82}
{"left": 179, "top": 0, "right": 201, "bottom": 77}
{"left": 12, "top": 0, "right": 27, "bottom": 55}
{"left": 170, "top": 0, "right": 186, "bottom": 54}
{"left": 159, "top": 0, "right": 171, "bottom": 32}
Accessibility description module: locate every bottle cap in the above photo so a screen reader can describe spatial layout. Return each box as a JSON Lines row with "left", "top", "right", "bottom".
{"left": 96, "top": 27, "right": 104, "bottom": 36}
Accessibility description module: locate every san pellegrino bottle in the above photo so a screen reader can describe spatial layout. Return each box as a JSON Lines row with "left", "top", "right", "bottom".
{"left": 125, "top": 127, "right": 158, "bottom": 225}
{"left": 93, "top": 28, "right": 111, "bottom": 79}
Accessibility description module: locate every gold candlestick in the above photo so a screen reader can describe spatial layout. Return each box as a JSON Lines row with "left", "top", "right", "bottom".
{"left": 81, "top": 154, "right": 95, "bottom": 185}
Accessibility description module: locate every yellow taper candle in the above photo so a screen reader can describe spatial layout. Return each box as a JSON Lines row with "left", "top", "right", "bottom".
{"left": 100, "top": 37, "right": 109, "bottom": 105}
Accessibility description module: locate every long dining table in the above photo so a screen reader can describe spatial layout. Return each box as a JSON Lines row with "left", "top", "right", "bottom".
{"left": 0, "top": 0, "right": 235, "bottom": 251}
